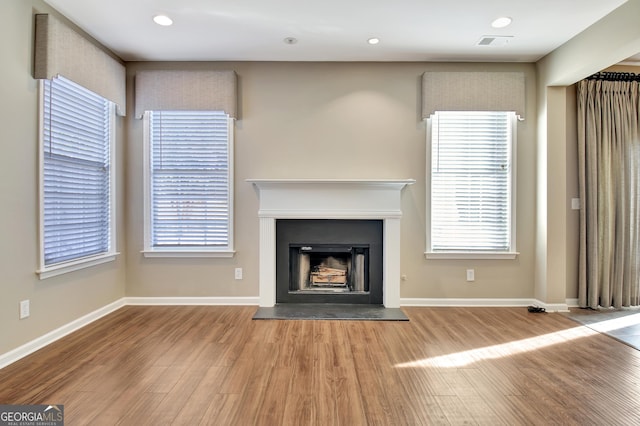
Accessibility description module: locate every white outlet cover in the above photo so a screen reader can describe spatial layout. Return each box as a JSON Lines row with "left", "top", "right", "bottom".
{"left": 571, "top": 198, "right": 581, "bottom": 210}
{"left": 19, "top": 300, "right": 30, "bottom": 319}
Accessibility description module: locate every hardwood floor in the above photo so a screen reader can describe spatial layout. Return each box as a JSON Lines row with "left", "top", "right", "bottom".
{"left": 1, "top": 306, "right": 640, "bottom": 425}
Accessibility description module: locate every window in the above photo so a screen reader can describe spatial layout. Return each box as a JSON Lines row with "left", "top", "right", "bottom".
{"left": 427, "top": 111, "right": 517, "bottom": 259}
{"left": 38, "top": 76, "right": 116, "bottom": 278}
{"left": 143, "top": 110, "right": 234, "bottom": 257}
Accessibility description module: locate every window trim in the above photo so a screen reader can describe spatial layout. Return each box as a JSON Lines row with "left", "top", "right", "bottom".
{"left": 141, "top": 111, "right": 235, "bottom": 258}
{"left": 36, "top": 79, "right": 119, "bottom": 279}
{"left": 424, "top": 111, "right": 519, "bottom": 260}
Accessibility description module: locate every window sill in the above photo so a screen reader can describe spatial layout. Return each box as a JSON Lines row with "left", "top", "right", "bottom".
{"left": 142, "top": 249, "right": 236, "bottom": 258}
{"left": 37, "top": 252, "right": 119, "bottom": 280}
{"left": 425, "top": 251, "right": 519, "bottom": 260}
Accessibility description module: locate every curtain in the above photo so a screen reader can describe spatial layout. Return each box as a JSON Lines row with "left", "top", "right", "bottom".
{"left": 34, "top": 14, "right": 126, "bottom": 116}
{"left": 134, "top": 70, "right": 237, "bottom": 119}
{"left": 421, "top": 71, "right": 525, "bottom": 119}
{"left": 577, "top": 74, "right": 640, "bottom": 308}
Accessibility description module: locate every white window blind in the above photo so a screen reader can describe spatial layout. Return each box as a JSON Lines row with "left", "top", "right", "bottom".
{"left": 429, "top": 111, "right": 515, "bottom": 253}
{"left": 42, "top": 76, "right": 113, "bottom": 266}
{"left": 148, "top": 110, "right": 231, "bottom": 249}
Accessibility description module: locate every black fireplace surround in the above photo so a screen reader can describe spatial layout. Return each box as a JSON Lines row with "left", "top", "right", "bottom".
{"left": 276, "top": 219, "right": 383, "bottom": 304}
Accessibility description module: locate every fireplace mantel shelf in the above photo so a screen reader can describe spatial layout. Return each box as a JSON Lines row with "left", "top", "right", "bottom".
{"left": 248, "top": 179, "right": 415, "bottom": 195}
{"left": 247, "top": 178, "right": 416, "bottom": 186}
{"left": 249, "top": 178, "right": 414, "bottom": 308}
{"left": 248, "top": 178, "right": 415, "bottom": 220}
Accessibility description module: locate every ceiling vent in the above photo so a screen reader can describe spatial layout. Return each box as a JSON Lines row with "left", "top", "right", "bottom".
{"left": 477, "top": 36, "right": 513, "bottom": 46}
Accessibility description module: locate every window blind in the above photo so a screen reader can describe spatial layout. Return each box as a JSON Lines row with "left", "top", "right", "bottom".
{"left": 430, "top": 111, "right": 513, "bottom": 252}
{"left": 149, "top": 111, "right": 230, "bottom": 247}
{"left": 43, "top": 76, "right": 112, "bottom": 265}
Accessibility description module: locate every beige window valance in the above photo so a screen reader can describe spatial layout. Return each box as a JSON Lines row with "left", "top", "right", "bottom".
{"left": 134, "top": 70, "right": 238, "bottom": 119}
{"left": 34, "top": 14, "right": 126, "bottom": 116}
{"left": 421, "top": 71, "right": 525, "bottom": 119}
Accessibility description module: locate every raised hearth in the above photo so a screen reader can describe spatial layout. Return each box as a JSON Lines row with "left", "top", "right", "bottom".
{"left": 248, "top": 179, "right": 414, "bottom": 307}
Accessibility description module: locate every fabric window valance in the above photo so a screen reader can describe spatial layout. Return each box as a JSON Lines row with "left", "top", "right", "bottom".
{"left": 34, "top": 14, "right": 126, "bottom": 116}
{"left": 421, "top": 71, "right": 525, "bottom": 119}
{"left": 134, "top": 70, "right": 238, "bottom": 119}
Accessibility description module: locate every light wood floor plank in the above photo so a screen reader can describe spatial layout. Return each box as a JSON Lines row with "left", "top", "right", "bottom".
{"left": 1, "top": 306, "right": 640, "bottom": 425}
{"left": 253, "top": 366, "right": 293, "bottom": 426}
{"left": 172, "top": 366, "right": 229, "bottom": 425}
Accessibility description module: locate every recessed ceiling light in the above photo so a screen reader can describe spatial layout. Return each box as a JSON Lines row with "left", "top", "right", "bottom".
{"left": 153, "top": 15, "right": 173, "bottom": 26}
{"left": 367, "top": 38, "right": 380, "bottom": 45}
{"left": 491, "top": 16, "right": 512, "bottom": 29}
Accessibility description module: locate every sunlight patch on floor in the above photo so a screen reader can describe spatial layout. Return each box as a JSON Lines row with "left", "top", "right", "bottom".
{"left": 394, "top": 326, "right": 598, "bottom": 368}
{"left": 584, "top": 312, "right": 640, "bottom": 333}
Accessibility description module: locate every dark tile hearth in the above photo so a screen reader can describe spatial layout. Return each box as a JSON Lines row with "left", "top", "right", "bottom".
{"left": 252, "top": 303, "right": 409, "bottom": 321}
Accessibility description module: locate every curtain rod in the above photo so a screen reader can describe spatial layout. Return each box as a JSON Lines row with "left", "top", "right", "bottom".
{"left": 585, "top": 72, "right": 640, "bottom": 82}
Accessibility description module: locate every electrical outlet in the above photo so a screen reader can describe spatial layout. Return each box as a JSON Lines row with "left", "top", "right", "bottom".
{"left": 234, "top": 268, "right": 243, "bottom": 280}
{"left": 466, "top": 269, "right": 475, "bottom": 282}
{"left": 19, "top": 300, "right": 30, "bottom": 319}
{"left": 571, "top": 198, "right": 581, "bottom": 210}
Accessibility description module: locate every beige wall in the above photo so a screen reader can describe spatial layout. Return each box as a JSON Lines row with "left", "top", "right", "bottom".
{"left": 2, "top": 0, "right": 640, "bottom": 358}
{"left": 0, "top": 0, "right": 126, "bottom": 356}
{"left": 565, "top": 84, "right": 579, "bottom": 300}
{"left": 535, "top": 0, "right": 640, "bottom": 306}
{"left": 125, "top": 61, "right": 538, "bottom": 300}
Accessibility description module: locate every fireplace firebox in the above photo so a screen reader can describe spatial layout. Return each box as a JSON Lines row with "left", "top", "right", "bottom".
{"left": 289, "top": 244, "right": 369, "bottom": 293}
{"left": 276, "top": 219, "right": 383, "bottom": 304}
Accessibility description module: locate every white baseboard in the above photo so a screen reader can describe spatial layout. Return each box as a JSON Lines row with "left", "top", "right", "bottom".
{"left": 1, "top": 295, "right": 572, "bottom": 370}
{"left": 0, "top": 296, "right": 258, "bottom": 370}
{"left": 536, "top": 300, "right": 570, "bottom": 313}
{"left": 565, "top": 298, "right": 579, "bottom": 308}
{"left": 124, "top": 296, "right": 260, "bottom": 305}
{"left": 401, "top": 298, "right": 570, "bottom": 312}
{"left": 401, "top": 298, "right": 535, "bottom": 307}
{"left": 0, "top": 298, "right": 125, "bottom": 370}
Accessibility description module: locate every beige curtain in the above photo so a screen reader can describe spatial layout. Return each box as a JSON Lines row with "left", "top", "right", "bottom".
{"left": 134, "top": 70, "right": 237, "bottom": 119}
{"left": 577, "top": 76, "right": 640, "bottom": 308}
{"left": 34, "top": 14, "right": 126, "bottom": 116}
{"left": 421, "top": 71, "right": 525, "bottom": 119}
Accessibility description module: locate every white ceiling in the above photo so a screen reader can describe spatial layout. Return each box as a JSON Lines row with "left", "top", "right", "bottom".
{"left": 44, "top": 0, "right": 632, "bottom": 63}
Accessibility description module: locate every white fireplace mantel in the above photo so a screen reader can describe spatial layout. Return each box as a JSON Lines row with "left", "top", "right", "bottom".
{"left": 247, "top": 179, "right": 415, "bottom": 307}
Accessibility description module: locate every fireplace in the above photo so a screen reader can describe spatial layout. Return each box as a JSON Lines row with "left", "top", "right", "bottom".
{"left": 291, "top": 245, "right": 367, "bottom": 292}
{"left": 276, "top": 219, "right": 383, "bottom": 304}
{"left": 247, "top": 179, "right": 415, "bottom": 307}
